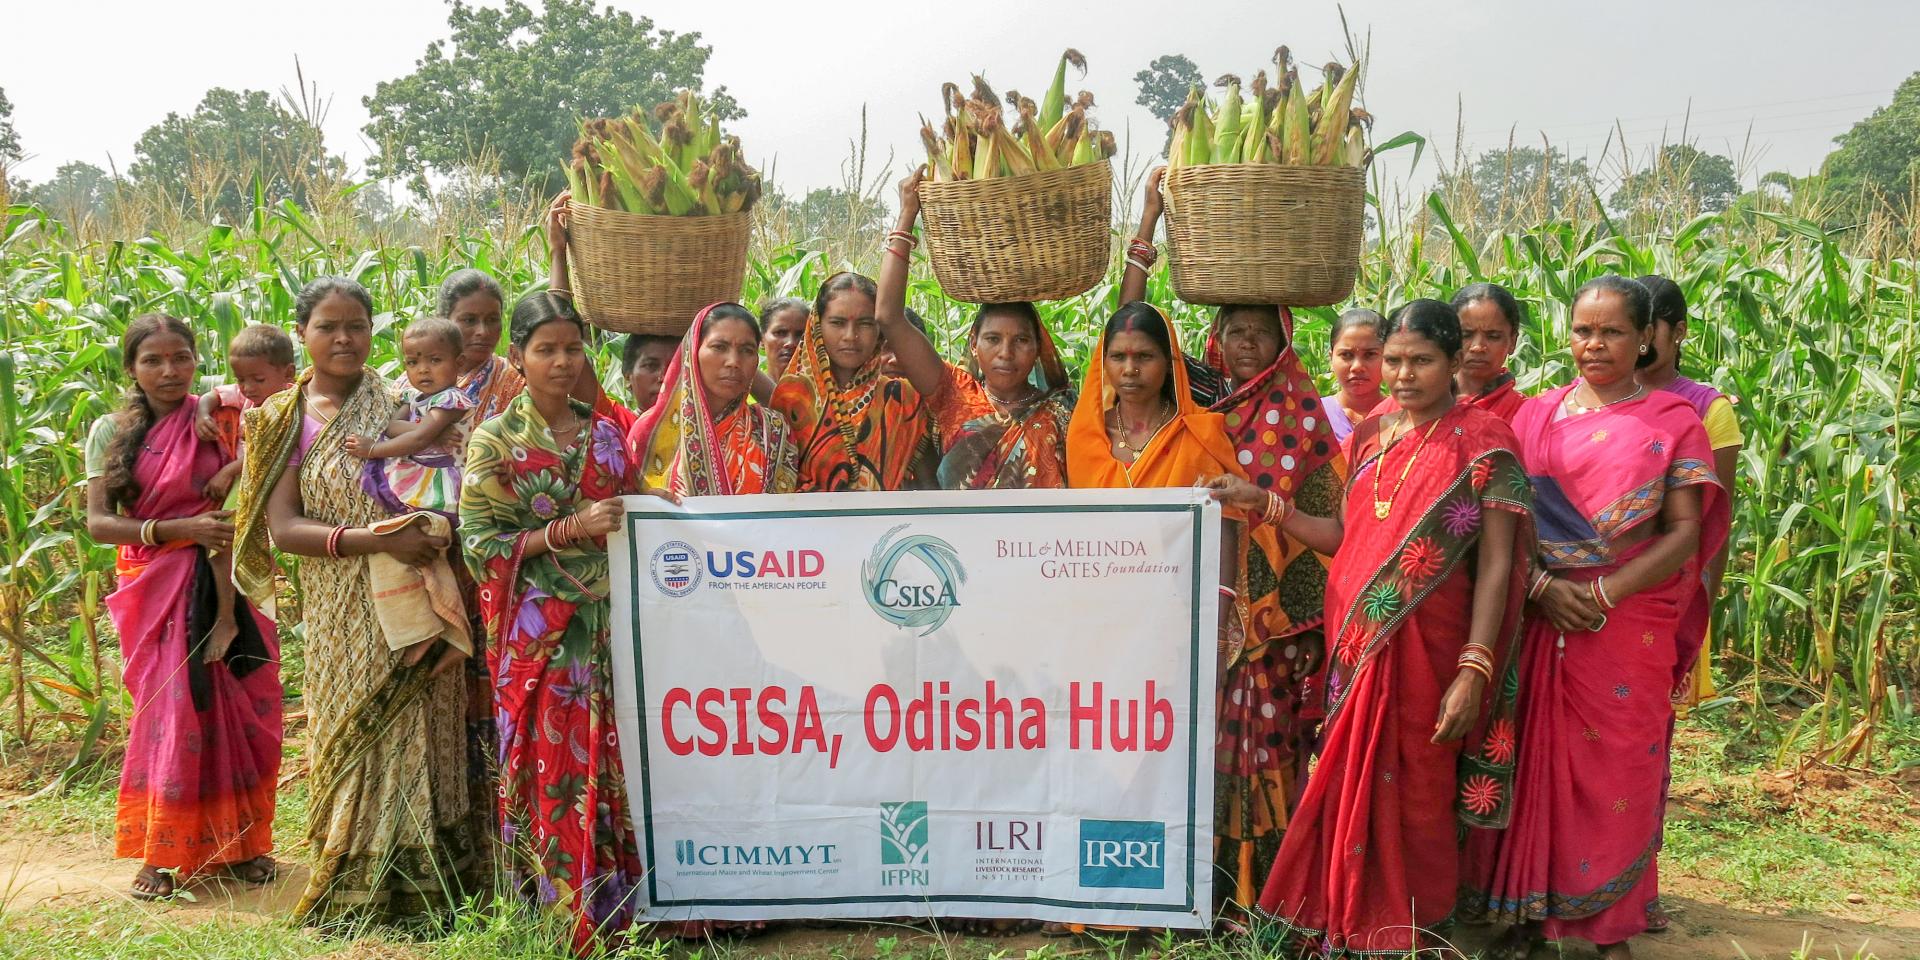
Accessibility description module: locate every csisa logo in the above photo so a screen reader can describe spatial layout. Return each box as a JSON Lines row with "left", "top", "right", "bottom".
{"left": 863, "top": 524, "right": 966, "bottom": 636}
{"left": 650, "top": 540, "right": 702, "bottom": 597}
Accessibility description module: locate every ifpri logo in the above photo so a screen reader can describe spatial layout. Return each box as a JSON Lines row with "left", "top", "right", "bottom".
{"left": 863, "top": 525, "right": 965, "bottom": 636}
{"left": 879, "top": 800, "right": 930, "bottom": 887}
{"left": 1078, "top": 819, "right": 1166, "bottom": 889}
{"left": 650, "top": 540, "right": 702, "bottom": 597}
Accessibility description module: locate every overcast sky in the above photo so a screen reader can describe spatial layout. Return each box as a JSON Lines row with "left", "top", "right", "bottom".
{"left": 6, "top": 0, "right": 1916, "bottom": 206}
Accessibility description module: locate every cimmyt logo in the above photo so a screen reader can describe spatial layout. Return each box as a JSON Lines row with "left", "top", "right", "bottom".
{"left": 650, "top": 540, "right": 702, "bottom": 597}
{"left": 1078, "top": 819, "right": 1166, "bottom": 890}
{"left": 862, "top": 524, "right": 966, "bottom": 636}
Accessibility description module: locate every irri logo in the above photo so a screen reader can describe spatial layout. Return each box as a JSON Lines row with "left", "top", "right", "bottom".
{"left": 862, "top": 525, "right": 965, "bottom": 636}
{"left": 1077, "top": 819, "right": 1166, "bottom": 890}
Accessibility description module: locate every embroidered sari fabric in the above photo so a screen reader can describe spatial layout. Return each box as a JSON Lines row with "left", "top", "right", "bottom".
{"left": 1657, "top": 374, "right": 1733, "bottom": 711}
{"left": 769, "top": 312, "right": 936, "bottom": 491}
{"left": 1202, "top": 307, "right": 1347, "bottom": 908}
{"left": 103, "top": 400, "right": 281, "bottom": 879}
{"left": 458, "top": 353, "right": 527, "bottom": 423}
{"left": 1065, "top": 311, "right": 1242, "bottom": 491}
{"left": 233, "top": 369, "right": 480, "bottom": 924}
{"left": 931, "top": 316, "right": 1076, "bottom": 490}
{"left": 630, "top": 303, "right": 800, "bottom": 497}
{"left": 1469, "top": 385, "right": 1729, "bottom": 945}
{"left": 462, "top": 394, "right": 646, "bottom": 950}
{"left": 1258, "top": 404, "right": 1532, "bottom": 956}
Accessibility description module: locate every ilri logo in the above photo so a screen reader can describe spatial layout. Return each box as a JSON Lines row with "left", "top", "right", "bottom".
{"left": 1078, "top": 819, "right": 1166, "bottom": 889}
{"left": 879, "top": 800, "right": 930, "bottom": 886}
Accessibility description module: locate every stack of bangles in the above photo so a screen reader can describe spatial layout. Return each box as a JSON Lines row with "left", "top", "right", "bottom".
{"left": 1457, "top": 642, "right": 1495, "bottom": 681}
{"left": 1588, "top": 575, "right": 1616, "bottom": 612}
{"left": 1261, "top": 490, "right": 1292, "bottom": 527}
{"left": 139, "top": 519, "right": 161, "bottom": 546}
{"left": 544, "top": 514, "right": 587, "bottom": 553}
{"left": 324, "top": 524, "right": 350, "bottom": 559}
{"left": 883, "top": 230, "right": 918, "bottom": 261}
{"left": 1125, "top": 238, "right": 1157, "bottom": 273}
{"left": 1527, "top": 569, "right": 1553, "bottom": 601}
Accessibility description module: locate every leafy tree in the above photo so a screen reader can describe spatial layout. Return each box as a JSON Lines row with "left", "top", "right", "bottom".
{"left": 129, "top": 88, "right": 341, "bottom": 220}
{"left": 0, "top": 86, "right": 20, "bottom": 163}
{"left": 1439, "top": 145, "right": 1595, "bottom": 225}
{"left": 1822, "top": 70, "right": 1920, "bottom": 208}
{"left": 363, "top": 0, "right": 740, "bottom": 197}
{"left": 1134, "top": 54, "right": 1203, "bottom": 124}
{"left": 1611, "top": 144, "right": 1741, "bottom": 214}
{"left": 18, "top": 162, "right": 117, "bottom": 225}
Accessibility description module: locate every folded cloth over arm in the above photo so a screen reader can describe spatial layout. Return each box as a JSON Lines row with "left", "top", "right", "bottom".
{"left": 366, "top": 512, "right": 472, "bottom": 655}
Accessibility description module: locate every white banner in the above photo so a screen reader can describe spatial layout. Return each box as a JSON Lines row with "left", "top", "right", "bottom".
{"left": 609, "top": 488, "right": 1219, "bottom": 928}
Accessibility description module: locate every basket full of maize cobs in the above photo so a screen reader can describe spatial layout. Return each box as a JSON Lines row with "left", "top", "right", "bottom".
{"left": 562, "top": 92, "right": 761, "bottom": 335}
{"left": 915, "top": 50, "right": 1117, "bottom": 304}
{"left": 1160, "top": 49, "right": 1369, "bottom": 307}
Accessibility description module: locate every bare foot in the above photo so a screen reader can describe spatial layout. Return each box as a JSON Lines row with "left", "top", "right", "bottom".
{"left": 1486, "top": 922, "right": 1540, "bottom": 960}
{"left": 130, "top": 864, "right": 175, "bottom": 901}
{"left": 220, "top": 855, "right": 277, "bottom": 885}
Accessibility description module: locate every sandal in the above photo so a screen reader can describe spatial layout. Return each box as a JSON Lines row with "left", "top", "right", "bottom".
{"left": 130, "top": 864, "right": 176, "bottom": 901}
{"left": 221, "top": 855, "right": 278, "bottom": 886}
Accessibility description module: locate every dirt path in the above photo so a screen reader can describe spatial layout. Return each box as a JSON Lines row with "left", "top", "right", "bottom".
{"left": 2, "top": 825, "right": 1915, "bottom": 959}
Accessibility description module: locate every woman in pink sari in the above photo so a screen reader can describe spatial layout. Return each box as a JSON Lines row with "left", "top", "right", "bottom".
{"left": 1475, "top": 275, "right": 1729, "bottom": 960}
{"left": 83, "top": 315, "right": 282, "bottom": 901}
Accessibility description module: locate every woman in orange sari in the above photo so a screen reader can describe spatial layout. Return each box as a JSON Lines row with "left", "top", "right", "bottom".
{"left": 630, "top": 302, "right": 800, "bottom": 496}
{"left": 1221, "top": 299, "right": 1532, "bottom": 958}
{"left": 770, "top": 272, "right": 937, "bottom": 491}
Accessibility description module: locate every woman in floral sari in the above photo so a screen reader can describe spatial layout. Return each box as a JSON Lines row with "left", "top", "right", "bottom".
{"left": 235, "top": 278, "right": 479, "bottom": 925}
{"left": 1218, "top": 299, "right": 1533, "bottom": 958}
{"left": 769, "top": 271, "right": 938, "bottom": 491}
{"left": 1474, "top": 276, "right": 1728, "bottom": 960}
{"left": 461, "top": 291, "right": 670, "bottom": 950}
{"left": 84, "top": 315, "right": 282, "bottom": 901}
{"left": 873, "top": 171, "right": 1074, "bottom": 490}
{"left": 630, "top": 302, "right": 799, "bottom": 496}
{"left": 444, "top": 269, "right": 527, "bottom": 422}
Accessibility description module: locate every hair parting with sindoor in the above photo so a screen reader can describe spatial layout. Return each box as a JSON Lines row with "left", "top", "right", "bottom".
{"left": 1383, "top": 298, "right": 1464, "bottom": 357}
{"left": 1576, "top": 274, "right": 1657, "bottom": 370}
{"left": 103, "top": 314, "right": 197, "bottom": 511}
{"left": 1103, "top": 300, "right": 1178, "bottom": 402}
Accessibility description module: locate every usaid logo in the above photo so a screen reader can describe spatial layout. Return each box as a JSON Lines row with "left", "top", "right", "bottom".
{"left": 650, "top": 540, "right": 702, "bottom": 597}
{"left": 1078, "top": 819, "right": 1166, "bottom": 889}
{"left": 862, "top": 524, "right": 966, "bottom": 636}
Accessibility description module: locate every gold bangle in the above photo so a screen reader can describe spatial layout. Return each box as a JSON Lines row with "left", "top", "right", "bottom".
{"left": 140, "top": 519, "right": 159, "bottom": 546}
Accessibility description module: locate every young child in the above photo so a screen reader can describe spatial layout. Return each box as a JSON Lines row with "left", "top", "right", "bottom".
{"left": 196, "top": 324, "right": 298, "bottom": 506}
{"left": 346, "top": 317, "right": 475, "bottom": 517}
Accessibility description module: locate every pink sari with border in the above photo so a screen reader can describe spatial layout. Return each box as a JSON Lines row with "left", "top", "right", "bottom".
{"left": 1468, "top": 384, "right": 1728, "bottom": 945}
{"left": 104, "top": 399, "right": 282, "bottom": 877}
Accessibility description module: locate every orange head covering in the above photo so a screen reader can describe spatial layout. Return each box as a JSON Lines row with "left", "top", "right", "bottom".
{"left": 1067, "top": 301, "right": 1244, "bottom": 490}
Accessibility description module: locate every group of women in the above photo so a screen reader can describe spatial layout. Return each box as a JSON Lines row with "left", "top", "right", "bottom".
{"left": 83, "top": 169, "right": 1736, "bottom": 959}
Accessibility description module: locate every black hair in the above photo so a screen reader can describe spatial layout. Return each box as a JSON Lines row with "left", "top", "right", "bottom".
{"left": 438, "top": 268, "right": 504, "bottom": 319}
{"left": 1575, "top": 274, "right": 1656, "bottom": 370}
{"left": 402, "top": 316, "right": 463, "bottom": 355}
{"left": 813, "top": 271, "right": 877, "bottom": 320}
{"left": 700, "top": 303, "right": 762, "bottom": 342}
{"left": 1637, "top": 274, "right": 1688, "bottom": 369}
{"left": 294, "top": 277, "right": 372, "bottom": 328}
{"left": 622, "top": 333, "right": 678, "bottom": 376}
{"left": 1382, "top": 298, "right": 1464, "bottom": 357}
{"left": 1332, "top": 307, "right": 1385, "bottom": 343}
{"left": 105, "top": 314, "right": 196, "bottom": 511}
{"left": 901, "top": 307, "right": 928, "bottom": 334}
{"left": 1450, "top": 282, "right": 1523, "bottom": 336}
{"left": 508, "top": 290, "right": 588, "bottom": 350}
{"left": 972, "top": 302, "right": 1042, "bottom": 343}
{"left": 758, "top": 297, "right": 810, "bottom": 328}
{"left": 1103, "top": 300, "right": 1178, "bottom": 401}
{"left": 227, "top": 323, "right": 296, "bottom": 367}
{"left": 1213, "top": 304, "right": 1287, "bottom": 347}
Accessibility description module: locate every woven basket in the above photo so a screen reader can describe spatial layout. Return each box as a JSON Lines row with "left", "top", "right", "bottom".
{"left": 565, "top": 202, "right": 751, "bottom": 336}
{"left": 1162, "top": 164, "right": 1365, "bottom": 306}
{"left": 918, "top": 162, "right": 1113, "bottom": 303}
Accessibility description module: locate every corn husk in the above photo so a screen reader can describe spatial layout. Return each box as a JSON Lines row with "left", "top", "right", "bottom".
{"left": 1166, "top": 51, "right": 1371, "bottom": 169}
{"left": 563, "top": 91, "right": 761, "bottom": 216}
{"left": 922, "top": 51, "right": 1115, "bottom": 181}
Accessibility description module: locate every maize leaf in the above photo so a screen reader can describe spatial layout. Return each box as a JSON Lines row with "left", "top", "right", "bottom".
{"left": 1039, "top": 48, "right": 1085, "bottom": 133}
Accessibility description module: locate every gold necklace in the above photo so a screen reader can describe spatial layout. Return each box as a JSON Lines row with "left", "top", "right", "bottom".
{"left": 1565, "top": 380, "right": 1644, "bottom": 415}
{"left": 1371, "top": 411, "right": 1447, "bottom": 520}
{"left": 1109, "top": 400, "right": 1172, "bottom": 460}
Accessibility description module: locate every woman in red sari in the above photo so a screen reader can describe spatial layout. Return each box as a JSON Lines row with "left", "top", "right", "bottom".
{"left": 84, "top": 315, "right": 282, "bottom": 901}
{"left": 630, "top": 302, "right": 800, "bottom": 496}
{"left": 1474, "top": 275, "right": 1729, "bottom": 960}
{"left": 770, "top": 272, "right": 938, "bottom": 491}
{"left": 460, "top": 292, "right": 676, "bottom": 951}
{"left": 1212, "top": 299, "right": 1533, "bottom": 957}
{"left": 1452, "top": 283, "right": 1530, "bottom": 421}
